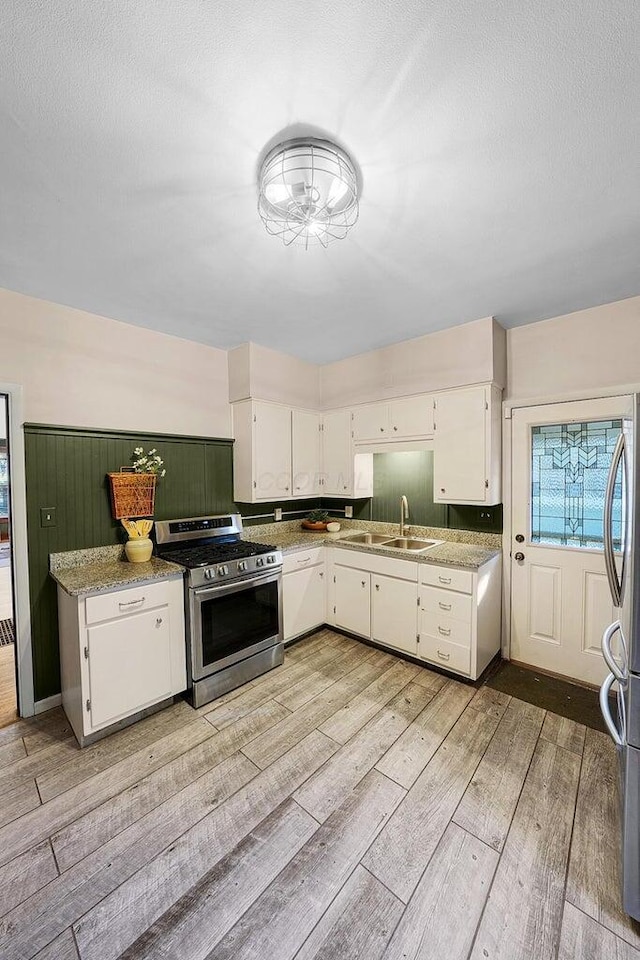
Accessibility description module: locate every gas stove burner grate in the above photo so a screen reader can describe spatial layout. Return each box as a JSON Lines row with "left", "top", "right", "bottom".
{"left": 161, "top": 539, "right": 277, "bottom": 568}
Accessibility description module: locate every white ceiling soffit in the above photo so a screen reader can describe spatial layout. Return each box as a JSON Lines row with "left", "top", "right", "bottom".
{"left": 0, "top": 1, "right": 638, "bottom": 364}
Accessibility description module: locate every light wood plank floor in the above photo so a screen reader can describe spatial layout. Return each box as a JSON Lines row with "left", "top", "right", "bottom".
{"left": 0, "top": 629, "right": 637, "bottom": 960}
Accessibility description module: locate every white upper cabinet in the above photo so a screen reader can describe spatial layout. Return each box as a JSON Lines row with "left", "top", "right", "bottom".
{"left": 292, "top": 409, "right": 321, "bottom": 497}
{"left": 322, "top": 409, "right": 373, "bottom": 498}
{"left": 352, "top": 395, "right": 434, "bottom": 442}
{"left": 232, "top": 400, "right": 292, "bottom": 502}
{"left": 433, "top": 385, "right": 501, "bottom": 505}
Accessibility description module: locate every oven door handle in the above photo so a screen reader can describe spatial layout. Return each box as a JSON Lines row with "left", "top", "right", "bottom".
{"left": 192, "top": 570, "right": 281, "bottom": 599}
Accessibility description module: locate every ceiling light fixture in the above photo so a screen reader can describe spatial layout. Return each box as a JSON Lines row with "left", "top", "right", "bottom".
{"left": 258, "top": 137, "right": 359, "bottom": 249}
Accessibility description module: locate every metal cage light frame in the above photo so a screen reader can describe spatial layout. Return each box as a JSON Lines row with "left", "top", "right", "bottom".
{"left": 258, "top": 137, "right": 359, "bottom": 249}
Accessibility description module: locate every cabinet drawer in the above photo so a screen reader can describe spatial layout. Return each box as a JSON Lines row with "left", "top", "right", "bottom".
{"left": 421, "top": 610, "right": 472, "bottom": 648}
{"left": 421, "top": 585, "right": 472, "bottom": 623}
{"left": 421, "top": 565, "right": 473, "bottom": 595}
{"left": 419, "top": 635, "right": 470, "bottom": 676}
{"left": 85, "top": 579, "right": 172, "bottom": 625}
{"left": 282, "top": 548, "right": 323, "bottom": 575}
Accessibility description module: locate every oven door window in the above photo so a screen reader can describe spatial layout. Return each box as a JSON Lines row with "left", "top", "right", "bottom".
{"left": 198, "top": 578, "right": 280, "bottom": 667}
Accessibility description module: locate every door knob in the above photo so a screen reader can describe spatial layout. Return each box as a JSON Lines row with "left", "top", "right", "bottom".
{"left": 515, "top": 534, "right": 525, "bottom": 543}
{"left": 514, "top": 552, "right": 525, "bottom": 562}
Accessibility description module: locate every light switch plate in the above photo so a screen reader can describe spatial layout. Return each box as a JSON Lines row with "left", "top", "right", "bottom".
{"left": 40, "top": 506, "right": 57, "bottom": 528}
{"left": 274, "top": 508, "right": 282, "bottom": 521}
{"left": 345, "top": 505, "right": 353, "bottom": 518}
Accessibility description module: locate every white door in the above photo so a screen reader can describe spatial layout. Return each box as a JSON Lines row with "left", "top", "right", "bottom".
{"left": 372, "top": 574, "right": 418, "bottom": 654}
{"left": 87, "top": 607, "right": 173, "bottom": 728}
{"left": 389, "top": 395, "right": 434, "bottom": 438}
{"left": 292, "top": 410, "right": 321, "bottom": 497}
{"left": 433, "top": 387, "right": 487, "bottom": 503}
{"left": 510, "top": 397, "right": 630, "bottom": 685}
{"left": 334, "top": 565, "right": 370, "bottom": 637}
{"left": 322, "top": 410, "right": 353, "bottom": 496}
{"left": 283, "top": 565, "right": 325, "bottom": 641}
{"left": 254, "top": 402, "right": 292, "bottom": 500}
{"left": 352, "top": 403, "right": 388, "bottom": 441}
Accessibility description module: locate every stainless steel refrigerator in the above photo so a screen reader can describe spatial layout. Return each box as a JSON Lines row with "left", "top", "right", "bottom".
{"left": 601, "top": 393, "right": 640, "bottom": 920}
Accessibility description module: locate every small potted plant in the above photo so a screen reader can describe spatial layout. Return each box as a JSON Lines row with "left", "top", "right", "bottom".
{"left": 301, "top": 509, "right": 330, "bottom": 531}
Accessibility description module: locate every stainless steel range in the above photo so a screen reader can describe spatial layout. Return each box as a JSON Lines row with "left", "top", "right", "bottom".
{"left": 155, "top": 514, "right": 283, "bottom": 708}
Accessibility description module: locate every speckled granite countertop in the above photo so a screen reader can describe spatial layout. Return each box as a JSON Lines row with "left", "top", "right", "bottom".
{"left": 244, "top": 520, "right": 501, "bottom": 569}
{"left": 50, "top": 545, "right": 184, "bottom": 597}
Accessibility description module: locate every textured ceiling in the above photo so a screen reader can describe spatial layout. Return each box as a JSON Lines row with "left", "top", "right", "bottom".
{"left": 1, "top": 1, "right": 639, "bottom": 363}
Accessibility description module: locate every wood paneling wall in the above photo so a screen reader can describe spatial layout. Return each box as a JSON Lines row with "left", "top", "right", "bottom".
{"left": 24, "top": 425, "right": 236, "bottom": 702}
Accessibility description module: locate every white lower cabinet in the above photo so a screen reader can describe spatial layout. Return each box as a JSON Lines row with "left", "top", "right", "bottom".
{"left": 417, "top": 554, "right": 502, "bottom": 680}
{"left": 283, "top": 552, "right": 326, "bottom": 642}
{"left": 57, "top": 576, "right": 187, "bottom": 747}
{"left": 334, "top": 564, "right": 371, "bottom": 638}
{"left": 372, "top": 574, "right": 418, "bottom": 655}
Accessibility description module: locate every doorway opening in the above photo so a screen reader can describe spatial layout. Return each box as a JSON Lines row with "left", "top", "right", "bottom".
{"left": 0, "top": 394, "right": 18, "bottom": 726}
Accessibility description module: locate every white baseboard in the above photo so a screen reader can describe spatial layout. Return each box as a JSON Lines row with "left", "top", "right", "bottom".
{"left": 34, "top": 693, "right": 62, "bottom": 715}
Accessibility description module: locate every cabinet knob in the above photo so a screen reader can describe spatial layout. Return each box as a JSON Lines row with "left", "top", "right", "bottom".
{"left": 361, "top": 580, "right": 366, "bottom": 587}
{"left": 344, "top": 485, "right": 348, "bottom": 490}
{"left": 440, "top": 488, "right": 446, "bottom": 493}
{"left": 393, "top": 426, "right": 398, "bottom": 431}
{"left": 380, "top": 427, "right": 384, "bottom": 432}
{"left": 156, "top": 617, "right": 163, "bottom": 626}
{"left": 375, "top": 583, "right": 380, "bottom": 591}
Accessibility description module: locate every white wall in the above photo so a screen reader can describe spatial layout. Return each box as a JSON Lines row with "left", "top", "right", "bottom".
{"left": 321, "top": 317, "right": 506, "bottom": 409}
{"left": 507, "top": 296, "right": 640, "bottom": 402}
{"left": 0, "top": 287, "right": 231, "bottom": 437}
{"left": 229, "top": 342, "right": 321, "bottom": 409}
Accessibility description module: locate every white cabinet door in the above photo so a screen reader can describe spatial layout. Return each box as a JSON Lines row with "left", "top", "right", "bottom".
{"left": 389, "top": 395, "right": 434, "bottom": 438}
{"left": 352, "top": 404, "right": 388, "bottom": 441}
{"left": 87, "top": 607, "right": 173, "bottom": 729}
{"left": 334, "top": 565, "right": 370, "bottom": 637}
{"left": 434, "top": 386, "right": 488, "bottom": 503}
{"left": 372, "top": 574, "right": 418, "bottom": 655}
{"left": 254, "top": 401, "right": 292, "bottom": 500}
{"left": 283, "top": 564, "right": 326, "bottom": 641}
{"left": 322, "top": 410, "right": 353, "bottom": 496}
{"left": 292, "top": 409, "right": 321, "bottom": 497}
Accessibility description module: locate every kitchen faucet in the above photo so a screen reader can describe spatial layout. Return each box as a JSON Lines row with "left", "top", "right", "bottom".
{"left": 399, "top": 495, "right": 409, "bottom": 537}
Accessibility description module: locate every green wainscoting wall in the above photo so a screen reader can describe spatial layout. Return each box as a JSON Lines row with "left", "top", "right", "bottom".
{"left": 321, "top": 451, "right": 503, "bottom": 533}
{"left": 25, "top": 425, "right": 236, "bottom": 701}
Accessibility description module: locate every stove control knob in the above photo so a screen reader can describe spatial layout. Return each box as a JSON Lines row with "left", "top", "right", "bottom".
{"left": 267, "top": 555, "right": 275, "bottom": 564}
{"left": 238, "top": 560, "right": 248, "bottom": 572}
{"left": 256, "top": 557, "right": 265, "bottom": 567}
{"left": 217, "top": 565, "right": 229, "bottom": 576}
{"left": 204, "top": 568, "right": 214, "bottom": 580}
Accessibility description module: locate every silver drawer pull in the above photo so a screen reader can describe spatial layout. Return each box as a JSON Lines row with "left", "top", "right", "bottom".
{"left": 438, "top": 576, "right": 452, "bottom": 584}
{"left": 438, "top": 602, "right": 452, "bottom": 611}
{"left": 438, "top": 626, "right": 451, "bottom": 636}
{"left": 118, "top": 597, "right": 145, "bottom": 608}
{"left": 437, "top": 649, "right": 450, "bottom": 661}
{"left": 296, "top": 557, "right": 311, "bottom": 564}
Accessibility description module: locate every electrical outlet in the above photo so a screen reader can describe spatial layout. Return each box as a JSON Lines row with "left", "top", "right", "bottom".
{"left": 40, "top": 506, "right": 57, "bottom": 528}
{"left": 274, "top": 508, "right": 282, "bottom": 521}
{"left": 479, "top": 510, "right": 493, "bottom": 524}
{"left": 345, "top": 505, "right": 353, "bottom": 518}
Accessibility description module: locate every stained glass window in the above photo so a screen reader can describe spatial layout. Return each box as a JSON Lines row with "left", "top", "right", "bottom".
{"left": 531, "top": 420, "right": 623, "bottom": 549}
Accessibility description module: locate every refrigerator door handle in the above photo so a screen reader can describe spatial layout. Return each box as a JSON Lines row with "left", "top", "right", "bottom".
{"left": 604, "top": 432, "right": 625, "bottom": 607}
{"left": 602, "top": 620, "right": 626, "bottom": 682}
{"left": 600, "top": 672, "right": 624, "bottom": 747}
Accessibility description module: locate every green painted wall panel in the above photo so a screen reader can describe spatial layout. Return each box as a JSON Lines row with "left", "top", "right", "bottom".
{"left": 24, "top": 425, "right": 237, "bottom": 701}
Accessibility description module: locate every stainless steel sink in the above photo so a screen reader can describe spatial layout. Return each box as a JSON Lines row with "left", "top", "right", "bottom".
{"left": 342, "top": 532, "right": 392, "bottom": 545}
{"left": 382, "top": 537, "right": 439, "bottom": 552}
